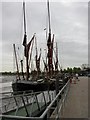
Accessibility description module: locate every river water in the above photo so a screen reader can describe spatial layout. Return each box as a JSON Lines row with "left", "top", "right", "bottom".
{"left": 0, "top": 75, "right": 56, "bottom": 114}
{"left": 0, "top": 75, "right": 16, "bottom": 93}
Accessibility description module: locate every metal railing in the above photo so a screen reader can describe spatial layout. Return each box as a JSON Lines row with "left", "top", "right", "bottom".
{"left": 0, "top": 80, "right": 70, "bottom": 120}
{"left": 0, "top": 90, "right": 56, "bottom": 116}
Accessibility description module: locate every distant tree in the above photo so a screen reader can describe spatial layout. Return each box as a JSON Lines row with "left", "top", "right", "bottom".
{"left": 67, "top": 67, "right": 72, "bottom": 73}
{"left": 62, "top": 67, "right": 81, "bottom": 74}
{"left": 72, "top": 67, "right": 81, "bottom": 74}
{"left": 63, "top": 69, "right": 67, "bottom": 73}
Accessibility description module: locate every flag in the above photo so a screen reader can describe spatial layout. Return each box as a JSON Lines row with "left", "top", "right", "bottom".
{"left": 44, "top": 28, "right": 46, "bottom": 30}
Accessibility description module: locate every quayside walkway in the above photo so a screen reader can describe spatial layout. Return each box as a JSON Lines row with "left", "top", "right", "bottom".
{"left": 61, "top": 76, "right": 88, "bottom": 118}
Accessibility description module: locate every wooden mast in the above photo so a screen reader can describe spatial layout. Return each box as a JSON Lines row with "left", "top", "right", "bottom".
{"left": 47, "top": 0, "right": 51, "bottom": 34}
{"left": 13, "top": 44, "right": 20, "bottom": 80}
{"left": 47, "top": 0, "right": 53, "bottom": 78}
{"left": 23, "top": 2, "right": 26, "bottom": 35}
{"left": 23, "top": 2, "right": 29, "bottom": 80}
{"left": 20, "top": 60, "right": 25, "bottom": 79}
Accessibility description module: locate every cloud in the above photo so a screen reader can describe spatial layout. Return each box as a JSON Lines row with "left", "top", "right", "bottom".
{"left": 57, "top": 40, "right": 88, "bottom": 68}
{"left": 1, "top": 2, "right": 88, "bottom": 71}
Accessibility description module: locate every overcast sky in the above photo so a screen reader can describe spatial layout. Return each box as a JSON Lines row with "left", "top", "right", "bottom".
{"left": 1, "top": 1, "right": 88, "bottom": 72}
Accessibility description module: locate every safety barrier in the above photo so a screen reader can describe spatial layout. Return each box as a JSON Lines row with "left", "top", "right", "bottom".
{"left": 0, "top": 80, "right": 70, "bottom": 120}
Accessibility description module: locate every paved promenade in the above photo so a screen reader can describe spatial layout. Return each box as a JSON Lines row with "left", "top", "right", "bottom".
{"left": 61, "top": 77, "right": 88, "bottom": 118}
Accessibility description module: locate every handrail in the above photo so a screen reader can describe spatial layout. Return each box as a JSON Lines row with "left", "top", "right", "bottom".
{"left": 0, "top": 80, "right": 70, "bottom": 119}
{"left": 1, "top": 91, "right": 41, "bottom": 100}
{"left": 40, "top": 80, "right": 70, "bottom": 118}
{"left": 0, "top": 115, "right": 39, "bottom": 120}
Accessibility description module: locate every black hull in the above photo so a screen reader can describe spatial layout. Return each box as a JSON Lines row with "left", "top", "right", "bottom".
{"left": 12, "top": 80, "right": 64, "bottom": 93}
{"left": 12, "top": 82, "right": 48, "bottom": 92}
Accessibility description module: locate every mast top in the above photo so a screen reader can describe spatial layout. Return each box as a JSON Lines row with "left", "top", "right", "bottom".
{"left": 23, "top": 2, "right": 26, "bottom": 34}
{"left": 47, "top": 0, "right": 51, "bottom": 34}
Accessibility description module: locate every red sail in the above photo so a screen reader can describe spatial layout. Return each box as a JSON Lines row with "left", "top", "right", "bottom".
{"left": 47, "top": 34, "right": 54, "bottom": 76}
{"left": 23, "top": 34, "right": 27, "bottom": 57}
{"left": 23, "top": 34, "right": 27, "bottom": 46}
{"left": 27, "top": 35, "right": 35, "bottom": 53}
{"left": 51, "top": 34, "right": 54, "bottom": 50}
{"left": 55, "top": 60, "right": 58, "bottom": 71}
{"left": 23, "top": 34, "right": 35, "bottom": 57}
{"left": 47, "top": 33, "right": 51, "bottom": 47}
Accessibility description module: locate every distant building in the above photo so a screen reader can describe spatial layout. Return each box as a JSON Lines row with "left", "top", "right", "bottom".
{"left": 81, "top": 64, "right": 90, "bottom": 70}
{"left": 80, "top": 64, "right": 90, "bottom": 76}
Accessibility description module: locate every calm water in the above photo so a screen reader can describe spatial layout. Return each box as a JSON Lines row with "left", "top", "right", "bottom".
{"left": 0, "top": 75, "right": 16, "bottom": 93}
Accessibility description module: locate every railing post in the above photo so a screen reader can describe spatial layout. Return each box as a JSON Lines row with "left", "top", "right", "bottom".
{"left": 26, "top": 96, "right": 29, "bottom": 104}
{"left": 48, "top": 90, "right": 51, "bottom": 102}
{"left": 21, "top": 96, "right": 29, "bottom": 117}
{"left": 13, "top": 96, "right": 18, "bottom": 107}
{"left": 34, "top": 93, "right": 40, "bottom": 111}
{"left": 42, "top": 92, "right": 47, "bottom": 106}
{"left": 5, "top": 105, "right": 7, "bottom": 113}
{"left": 29, "top": 94, "right": 35, "bottom": 117}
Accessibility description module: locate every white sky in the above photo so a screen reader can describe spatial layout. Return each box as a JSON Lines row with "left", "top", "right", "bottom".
{"left": 0, "top": 1, "right": 88, "bottom": 72}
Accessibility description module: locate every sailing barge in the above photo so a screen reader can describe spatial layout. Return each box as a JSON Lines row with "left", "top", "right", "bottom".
{"left": 12, "top": 1, "right": 66, "bottom": 93}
